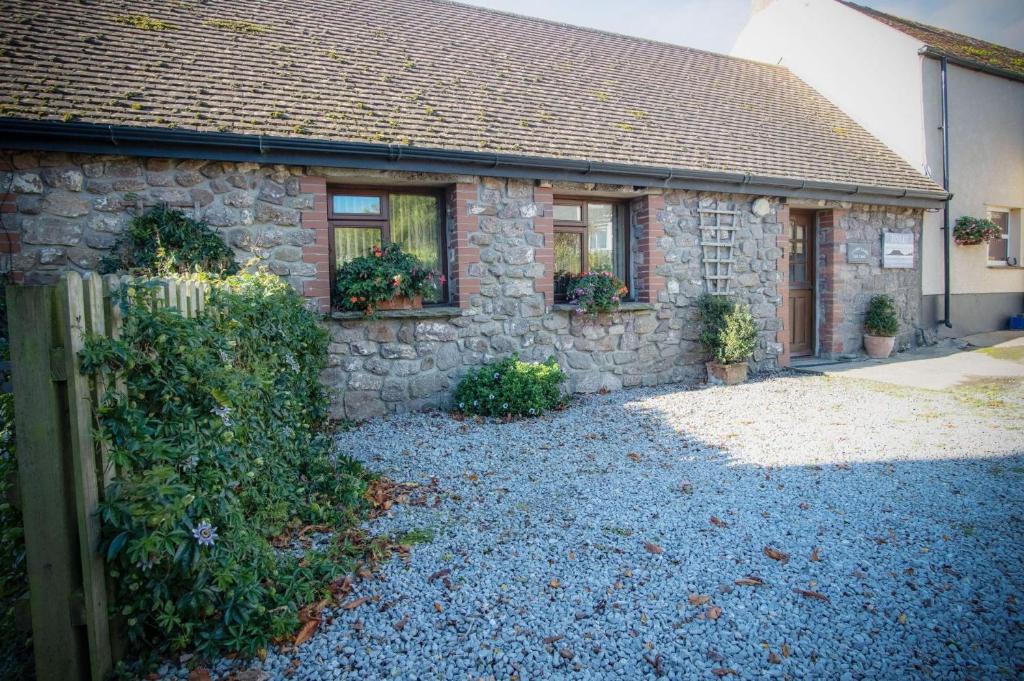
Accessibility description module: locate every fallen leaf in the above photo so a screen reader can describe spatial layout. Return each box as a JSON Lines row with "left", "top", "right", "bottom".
{"left": 567, "top": 551, "right": 576, "bottom": 560}
{"left": 559, "top": 648, "right": 575, "bottom": 660}
{"left": 293, "top": 620, "right": 319, "bottom": 646}
{"left": 688, "top": 594, "right": 711, "bottom": 606}
{"left": 810, "top": 547, "right": 821, "bottom": 562}
{"left": 433, "top": 602, "right": 443, "bottom": 613}
{"left": 393, "top": 614, "right": 409, "bottom": 632}
{"left": 628, "top": 452, "right": 642, "bottom": 463}
{"left": 339, "top": 597, "right": 369, "bottom": 610}
{"left": 735, "top": 576, "right": 765, "bottom": 587}
{"left": 428, "top": 568, "right": 451, "bottom": 582}
{"left": 710, "top": 516, "right": 728, "bottom": 528}
{"left": 781, "top": 643, "right": 791, "bottom": 657}
{"left": 798, "top": 502, "right": 809, "bottom": 510}
{"left": 188, "top": 670, "right": 212, "bottom": 681}
{"left": 644, "top": 542, "right": 664, "bottom": 554}
{"left": 711, "top": 668, "right": 737, "bottom": 677}
{"left": 706, "top": 605, "right": 723, "bottom": 620}
{"left": 549, "top": 578, "right": 562, "bottom": 589}
{"left": 768, "top": 652, "right": 781, "bottom": 664}
{"left": 897, "top": 612, "right": 908, "bottom": 624}
{"left": 764, "top": 546, "right": 790, "bottom": 563}
{"left": 543, "top": 634, "right": 564, "bottom": 645}
{"left": 793, "top": 588, "right": 830, "bottom": 602}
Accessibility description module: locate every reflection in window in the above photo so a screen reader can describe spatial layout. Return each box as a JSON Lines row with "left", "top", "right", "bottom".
{"left": 554, "top": 231, "right": 583, "bottom": 301}
{"left": 391, "top": 194, "right": 442, "bottom": 302}
{"left": 333, "top": 195, "right": 381, "bottom": 215}
{"left": 334, "top": 227, "right": 382, "bottom": 267}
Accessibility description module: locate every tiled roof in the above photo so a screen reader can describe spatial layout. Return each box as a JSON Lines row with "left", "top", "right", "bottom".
{"left": 842, "top": 1, "right": 1024, "bottom": 79}
{"left": 0, "top": 0, "right": 941, "bottom": 193}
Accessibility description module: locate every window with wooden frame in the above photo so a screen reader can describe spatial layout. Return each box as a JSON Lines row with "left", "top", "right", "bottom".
{"left": 329, "top": 187, "right": 447, "bottom": 304}
{"left": 553, "top": 198, "right": 629, "bottom": 301}
{"left": 987, "top": 208, "right": 1010, "bottom": 264}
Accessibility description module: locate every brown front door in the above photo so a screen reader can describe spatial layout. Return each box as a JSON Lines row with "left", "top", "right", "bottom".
{"left": 788, "top": 210, "right": 815, "bottom": 357}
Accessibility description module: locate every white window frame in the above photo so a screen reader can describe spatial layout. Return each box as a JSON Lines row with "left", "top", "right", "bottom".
{"left": 986, "top": 207, "right": 1012, "bottom": 266}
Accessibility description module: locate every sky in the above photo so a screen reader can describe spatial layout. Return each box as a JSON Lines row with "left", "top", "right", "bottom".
{"left": 458, "top": 0, "right": 1024, "bottom": 54}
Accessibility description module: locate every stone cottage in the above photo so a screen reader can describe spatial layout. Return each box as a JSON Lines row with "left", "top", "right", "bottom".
{"left": 0, "top": 0, "right": 948, "bottom": 418}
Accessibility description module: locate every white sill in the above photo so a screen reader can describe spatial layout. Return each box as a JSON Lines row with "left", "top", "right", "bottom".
{"left": 986, "top": 262, "right": 1022, "bottom": 269}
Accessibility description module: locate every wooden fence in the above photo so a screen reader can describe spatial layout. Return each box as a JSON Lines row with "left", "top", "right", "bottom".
{"left": 7, "top": 272, "right": 209, "bottom": 681}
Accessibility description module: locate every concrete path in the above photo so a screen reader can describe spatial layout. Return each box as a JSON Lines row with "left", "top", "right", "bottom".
{"left": 793, "top": 332, "right": 1024, "bottom": 391}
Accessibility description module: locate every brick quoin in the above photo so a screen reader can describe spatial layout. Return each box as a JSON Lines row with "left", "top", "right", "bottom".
{"left": 634, "top": 194, "right": 666, "bottom": 304}
{"left": 449, "top": 183, "right": 481, "bottom": 308}
{"left": 299, "top": 176, "right": 331, "bottom": 314}
{"left": 776, "top": 204, "right": 791, "bottom": 367}
{"left": 533, "top": 185, "right": 554, "bottom": 307}
{"left": 817, "top": 209, "right": 846, "bottom": 356}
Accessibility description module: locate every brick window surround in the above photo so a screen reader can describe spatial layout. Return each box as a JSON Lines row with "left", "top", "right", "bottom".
{"left": 533, "top": 185, "right": 554, "bottom": 307}
{"left": 449, "top": 183, "right": 481, "bottom": 308}
{"left": 633, "top": 194, "right": 666, "bottom": 303}
{"left": 0, "top": 157, "right": 22, "bottom": 283}
{"left": 817, "top": 209, "right": 846, "bottom": 357}
{"left": 299, "top": 176, "right": 330, "bottom": 313}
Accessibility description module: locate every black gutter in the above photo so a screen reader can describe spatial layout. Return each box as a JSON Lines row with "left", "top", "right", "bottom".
{"left": 920, "top": 46, "right": 1024, "bottom": 85}
{"left": 938, "top": 56, "right": 953, "bottom": 328}
{"left": 0, "top": 118, "right": 950, "bottom": 209}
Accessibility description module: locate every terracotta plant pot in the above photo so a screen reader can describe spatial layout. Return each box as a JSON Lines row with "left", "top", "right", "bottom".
{"left": 706, "top": 361, "right": 748, "bottom": 386}
{"left": 863, "top": 334, "right": 895, "bottom": 359}
{"left": 369, "top": 294, "right": 423, "bottom": 313}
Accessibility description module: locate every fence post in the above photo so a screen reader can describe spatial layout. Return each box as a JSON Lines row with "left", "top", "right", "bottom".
{"left": 7, "top": 284, "right": 90, "bottom": 681}
{"left": 57, "top": 273, "right": 113, "bottom": 681}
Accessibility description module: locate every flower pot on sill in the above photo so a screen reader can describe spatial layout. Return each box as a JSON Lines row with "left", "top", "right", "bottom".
{"left": 369, "top": 294, "right": 423, "bottom": 313}
{"left": 706, "top": 361, "right": 748, "bottom": 386}
{"left": 863, "top": 334, "right": 895, "bottom": 359}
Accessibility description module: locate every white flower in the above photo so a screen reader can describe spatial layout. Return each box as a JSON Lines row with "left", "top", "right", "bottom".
{"left": 284, "top": 352, "right": 300, "bottom": 372}
{"left": 211, "top": 405, "right": 234, "bottom": 427}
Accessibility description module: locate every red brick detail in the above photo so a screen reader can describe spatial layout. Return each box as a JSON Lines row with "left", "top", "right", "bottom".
{"left": 776, "top": 205, "right": 791, "bottom": 368}
{"left": 634, "top": 194, "right": 666, "bottom": 303}
{"left": 298, "top": 176, "right": 330, "bottom": 313}
{"left": 533, "top": 186, "right": 554, "bottom": 307}
{"left": 817, "top": 209, "right": 846, "bottom": 356}
{"left": 1, "top": 192, "right": 16, "bottom": 214}
{"left": 449, "top": 183, "right": 481, "bottom": 308}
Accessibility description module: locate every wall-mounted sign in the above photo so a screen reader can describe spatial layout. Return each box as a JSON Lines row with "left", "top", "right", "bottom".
{"left": 882, "top": 231, "right": 914, "bottom": 269}
{"left": 847, "top": 242, "right": 870, "bottom": 264}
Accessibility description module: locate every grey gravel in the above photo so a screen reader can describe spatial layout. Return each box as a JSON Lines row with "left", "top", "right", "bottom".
{"left": 165, "top": 372, "right": 1024, "bottom": 680}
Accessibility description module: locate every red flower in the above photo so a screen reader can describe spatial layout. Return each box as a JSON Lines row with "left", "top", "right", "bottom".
{"left": 350, "top": 296, "right": 358, "bottom": 303}
{"left": 439, "top": 275, "right": 447, "bottom": 285}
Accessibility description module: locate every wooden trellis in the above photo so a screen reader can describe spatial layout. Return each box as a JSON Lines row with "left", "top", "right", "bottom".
{"left": 699, "top": 208, "right": 740, "bottom": 295}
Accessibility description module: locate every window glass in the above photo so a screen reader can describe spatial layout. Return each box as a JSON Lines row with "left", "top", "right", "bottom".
{"left": 554, "top": 204, "right": 582, "bottom": 222}
{"left": 391, "top": 194, "right": 442, "bottom": 302}
{"left": 554, "top": 231, "right": 583, "bottom": 300}
{"left": 334, "top": 227, "right": 383, "bottom": 267}
{"left": 988, "top": 210, "right": 1009, "bottom": 262}
{"left": 587, "top": 203, "right": 615, "bottom": 273}
{"left": 333, "top": 195, "right": 381, "bottom": 215}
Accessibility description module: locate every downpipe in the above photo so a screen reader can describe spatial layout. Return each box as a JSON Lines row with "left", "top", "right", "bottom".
{"left": 939, "top": 56, "right": 953, "bottom": 328}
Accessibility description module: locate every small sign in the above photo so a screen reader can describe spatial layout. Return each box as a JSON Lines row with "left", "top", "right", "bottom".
{"left": 847, "top": 242, "right": 870, "bottom": 264}
{"left": 882, "top": 231, "right": 914, "bottom": 268}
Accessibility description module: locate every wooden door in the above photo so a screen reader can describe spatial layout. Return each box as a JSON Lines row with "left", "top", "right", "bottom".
{"left": 788, "top": 210, "right": 815, "bottom": 356}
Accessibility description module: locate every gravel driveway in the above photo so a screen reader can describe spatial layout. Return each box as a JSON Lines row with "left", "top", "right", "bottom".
{"left": 200, "top": 372, "right": 1024, "bottom": 680}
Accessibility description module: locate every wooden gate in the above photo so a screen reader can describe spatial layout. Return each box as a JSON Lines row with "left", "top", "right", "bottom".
{"left": 6, "top": 272, "right": 208, "bottom": 681}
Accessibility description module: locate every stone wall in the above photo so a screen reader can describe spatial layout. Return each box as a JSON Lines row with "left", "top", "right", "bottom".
{"left": 818, "top": 204, "right": 923, "bottom": 356}
{"left": 1, "top": 150, "right": 924, "bottom": 418}
{"left": 0, "top": 151, "right": 321, "bottom": 291}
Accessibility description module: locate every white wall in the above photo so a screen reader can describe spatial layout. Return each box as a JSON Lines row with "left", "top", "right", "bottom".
{"left": 922, "top": 58, "right": 1024, "bottom": 295}
{"left": 732, "top": 0, "right": 929, "bottom": 173}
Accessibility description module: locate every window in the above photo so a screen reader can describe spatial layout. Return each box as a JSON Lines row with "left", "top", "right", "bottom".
{"left": 329, "top": 187, "right": 447, "bottom": 303}
{"left": 553, "top": 199, "right": 628, "bottom": 301}
{"left": 987, "top": 209, "right": 1010, "bottom": 264}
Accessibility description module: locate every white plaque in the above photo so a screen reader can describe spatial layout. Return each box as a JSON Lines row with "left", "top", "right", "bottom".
{"left": 882, "top": 232, "right": 913, "bottom": 269}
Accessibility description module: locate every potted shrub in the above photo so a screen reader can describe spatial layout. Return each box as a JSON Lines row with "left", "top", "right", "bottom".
{"left": 565, "top": 271, "right": 629, "bottom": 315}
{"left": 335, "top": 243, "right": 444, "bottom": 314}
{"left": 699, "top": 294, "right": 758, "bottom": 386}
{"left": 953, "top": 216, "right": 1001, "bottom": 246}
{"left": 863, "top": 294, "right": 899, "bottom": 358}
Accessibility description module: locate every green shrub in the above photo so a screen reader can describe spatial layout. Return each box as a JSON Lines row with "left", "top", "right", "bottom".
{"left": 99, "top": 204, "right": 239, "bottom": 276}
{"left": 563, "top": 271, "right": 629, "bottom": 315}
{"left": 334, "top": 242, "right": 443, "bottom": 312}
{"left": 453, "top": 355, "right": 567, "bottom": 418}
{"left": 864, "top": 294, "right": 899, "bottom": 337}
{"left": 698, "top": 294, "right": 759, "bottom": 365}
{"left": 79, "top": 272, "right": 368, "bottom": 661}
{"left": 953, "top": 216, "right": 1001, "bottom": 246}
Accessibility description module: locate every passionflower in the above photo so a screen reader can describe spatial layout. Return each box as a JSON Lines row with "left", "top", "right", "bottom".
{"left": 193, "top": 521, "right": 218, "bottom": 547}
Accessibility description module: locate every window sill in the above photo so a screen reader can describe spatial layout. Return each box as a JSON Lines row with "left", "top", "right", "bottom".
{"left": 986, "top": 263, "right": 1022, "bottom": 269}
{"left": 552, "top": 302, "right": 657, "bottom": 313}
{"left": 329, "top": 306, "right": 464, "bottom": 321}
